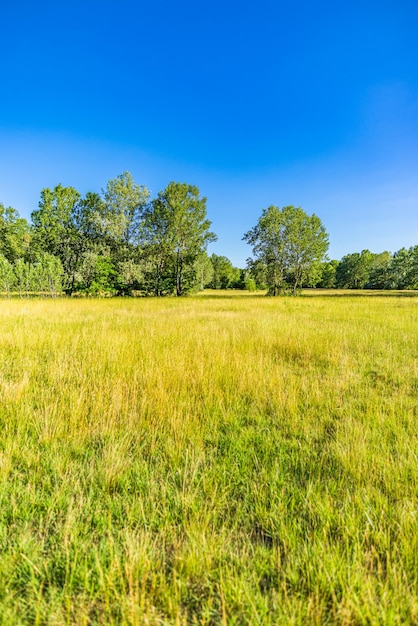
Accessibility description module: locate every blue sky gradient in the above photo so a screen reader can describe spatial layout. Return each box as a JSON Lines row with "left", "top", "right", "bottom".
{"left": 1, "top": 0, "right": 417, "bottom": 266}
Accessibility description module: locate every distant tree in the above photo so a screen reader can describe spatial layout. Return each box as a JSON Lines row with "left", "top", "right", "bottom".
{"left": 244, "top": 207, "right": 286, "bottom": 295}
{"left": 366, "top": 252, "right": 392, "bottom": 289}
{"left": 116, "top": 259, "right": 143, "bottom": 295}
{"left": 246, "top": 258, "right": 268, "bottom": 290}
{"left": 388, "top": 248, "right": 411, "bottom": 289}
{"left": 194, "top": 252, "right": 214, "bottom": 291}
{"left": 31, "top": 185, "right": 80, "bottom": 256}
{"left": 336, "top": 250, "right": 373, "bottom": 289}
{"left": 30, "top": 184, "right": 83, "bottom": 292}
{"left": 28, "top": 253, "right": 64, "bottom": 297}
{"left": 317, "top": 260, "right": 339, "bottom": 288}
{"left": 85, "top": 256, "right": 116, "bottom": 295}
{"left": 233, "top": 269, "right": 247, "bottom": 290}
{"left": 73, "top": 251, "right": 117, "bottom": 295}
{"left": 243, "top": 271, "right": 257, "bottom": 291}
{"left": 297, "top": 259, "right": 324, "bottom": 288}
{"left": 142, "top": 182, "right": 216, "bottom": 296}
{"left": 14, "top": 259, "right": 32, "bottom": 297}
{"left": 243, "top": 205, "right": 329, "bottom": 295}
{"left": 73, "top": 192, "right": 107, "bottom": 244}
{"left": 209, "top": 254, "right": 240, "bottom": 289}
{"left": 101, "top": 172, "right": 150, "bottom": 249}
{"left": 140, "top": 196, "right": 177, "bottom": 296}
{"left": 30, "top": 174, "right": 149, "bottom": 294}
{"left": 408, "top": 245, "right": 418, "bottom": 289}
{"left": 0, "top": 203, "right": 30, "bottom": 262}
{"left": 400, "top": 246, "right": 418, "bottom": 289}
{"left": 388, "top": 246, "right": 418, "bottom": 289}
{"left": 0, "top": 254, "right": 16, "bottom": 296}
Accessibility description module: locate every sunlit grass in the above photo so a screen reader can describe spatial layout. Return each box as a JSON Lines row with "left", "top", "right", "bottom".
{"left": 0, "top": 292, "right": 417, "bottom": 624}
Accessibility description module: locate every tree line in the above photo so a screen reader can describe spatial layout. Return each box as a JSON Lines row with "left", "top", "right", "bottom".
{"left": 318, "top": 249, "right": 418, "bottom": 290}
{"left": 0, "top": 172, "right": 417, "bottom": 296}
{"left": 0, "top": 174, "right": 217, "bottom": 296}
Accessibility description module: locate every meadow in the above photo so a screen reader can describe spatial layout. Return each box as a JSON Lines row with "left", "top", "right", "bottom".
{"left": 0, "top": 291, "right": 417, "bottom": 625}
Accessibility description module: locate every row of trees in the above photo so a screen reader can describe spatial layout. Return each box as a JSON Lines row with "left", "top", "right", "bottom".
{"left": 1, "top": 176, "right": 417, "bottom": 296}
{"left": 242, "top": 205, "right": 417, "bottom": 293}
{"left": 1, "top": 174, "right": 218, "bottom": 296}
{"left": 242, "top": 204, "right": 418, "bottom": 291}
{"left": 318, "top": 249, "right": 418, "bottom": 290}
{"left": 0, "top": 254, "right": 63, "bottom": 297}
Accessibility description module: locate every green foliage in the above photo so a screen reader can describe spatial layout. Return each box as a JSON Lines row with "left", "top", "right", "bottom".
{"left": 3, "top": 180, "right": 418, "bottom": 298}
{"left": 101, "top": 171, "right": 150, "bottom": 247}
{"left": 336, "top": 250, "right": 373, "bottom": 288}
{"left": 317, "top": 259, "right": 339, "bottom": 288}
{"left": 13, "top": 258, "right": 32, "bottom": 297}
{"left": 0, "top": 203, "right": 30, "bottom": 262}
{"left": 31, "top": 253, "right": 64, "bottom": 296}
{"left": 194, "top": 252, "right": 214, "bottom": 291}
{"left": 389, "top": 247, "right": 411, "bottom": 289}
{"left": 141, "top": 182, "right": 217, "bottom": 296}
{"left": 243, "top": 271, "right": 257, "bottom": 291}
{"left": 0, "top": 254, "right": 15, "bottom": 295}
{"left": 209, "top": 253, "right": 241, "bottom": 289}
{"left": 244, "top": 206, "right": 287, "bottom": 295}
{"left": 74, "top": 191, "right": 107, "bottom": 243}
{"left": 29, "top": 174, "right": 149, "bottom": 295}
{"left": 30, "top": 184, "right": 84, "bottom": 293}
{"left": 244, "top": 205, "right": 329, "bottom": 295}
{"left": 389, "top": 246, "right": 418, "bottom": 290}
{"left": 409, "top": 245, "right": 418, "bottom": 288}
{"left": 335, "top": 248, "right": 418, "bottom": 291}
{"left": 4, "top": 253, "right": 64, "bottom": 297}
{"left": 247, "top": 258, "right": 268, "bottom": 290}
{"left": 86, "top": 256, "right": 116, "bottom": 295}
{"left": 116, "top": 259, "right": 143, "bottom": 295}
{"left": 73, "top": 252, "right": 117, "bottom": 295}
{"left": 367, "top": 251, "right": 392, "bottom": 289}
{"left": 31, "top": 184, "right": 81, "bottom": 256}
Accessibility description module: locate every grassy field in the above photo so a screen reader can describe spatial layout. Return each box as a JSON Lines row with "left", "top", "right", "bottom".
{"left": 0, "top": 291, "right": 417, "bottom": 625}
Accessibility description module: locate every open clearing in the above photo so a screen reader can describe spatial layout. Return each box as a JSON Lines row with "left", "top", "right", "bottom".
{"left": 0, "top": 292, "right": 417, "bottom": 624}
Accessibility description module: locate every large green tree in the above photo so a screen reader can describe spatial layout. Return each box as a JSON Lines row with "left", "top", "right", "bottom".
{"left": 31, "top": 185, "right": 81, "bottom": 255}
{"left": 30, "top": 184, "right": 82, "bottom": 292}
{"left": 102, "top": 172, "right": 149, "bottom": 248}
{"left": 243, "top": 205, "right": 329, "bottom": 295}
{"left": 142, "top": 182, "right": 216, "bottom": 296}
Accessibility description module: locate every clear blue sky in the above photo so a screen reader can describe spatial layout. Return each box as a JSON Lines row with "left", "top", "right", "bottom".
{"left": 1, "top": 0, "right": 417, "bottom": 266}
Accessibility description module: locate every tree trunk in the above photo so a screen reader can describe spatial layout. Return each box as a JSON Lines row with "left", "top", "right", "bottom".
{"left": 176, "top": 251, "right": 183, "bottom": 296}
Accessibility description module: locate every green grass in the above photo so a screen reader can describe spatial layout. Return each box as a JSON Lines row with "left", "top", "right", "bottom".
{"left": 0, "top": 292, "right": 417, "bottom": 624}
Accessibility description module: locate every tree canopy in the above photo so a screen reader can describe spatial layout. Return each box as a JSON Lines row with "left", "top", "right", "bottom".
{"left": 243, "top": 205, "right": 329, "bottom": 295}
{"left": 1, "top": 176, "right": 418, "bottom": 297}
{"left": 142, "top": 182, "right": 216, "bottom": 296}
{"left": 0, "top": 203, "right": 30, "bottom": 262}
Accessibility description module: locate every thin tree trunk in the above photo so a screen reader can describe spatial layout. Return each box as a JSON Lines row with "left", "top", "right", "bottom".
{"left": 176, "top": 252, "right": 183, "bottom": 296}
